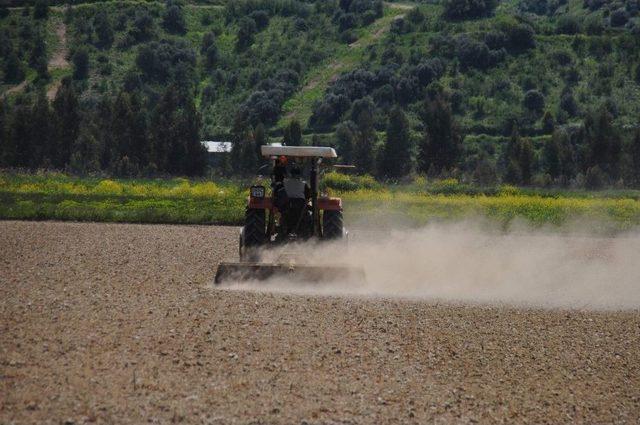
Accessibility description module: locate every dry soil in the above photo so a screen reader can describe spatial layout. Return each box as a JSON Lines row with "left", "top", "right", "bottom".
{"left": 0, "top": 221, "right": 639, "bottom": 424}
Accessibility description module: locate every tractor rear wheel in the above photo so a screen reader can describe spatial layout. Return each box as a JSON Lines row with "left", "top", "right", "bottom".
{"left": 322, "top": 210, "right": 344, "bottom": 239}
{"left": 242, "top": 208, "right": 266, "bottom": 260}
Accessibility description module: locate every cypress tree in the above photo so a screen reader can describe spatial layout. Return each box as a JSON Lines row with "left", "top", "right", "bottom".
{"left": 283, "top": 120, "right": 302, "bottom": 146}
{"left": 4, "top": 49, "right": 25, "bottom": 84}
{"left": 10, "top": 96, "right": 33, "bottom": 168}
{"left": 52, "top": 78, "right": 80, "bottom": 169}
{"left": 29, "top": 90, "right": 52, "bottom": 168}
{"left": 628, "top": 130, "right": 640, "bottom": 186}
{"left": 179, "top": 96, "right": 206, "bottom": 176}
{"left": 543, "top": 134, "right": 561, "bottom": 178}
{"left": 354, "top": 108, "right": 376, "bottom": 174}
{"left": 583, "top": 107, "right": 621, "bottom": 180}
{"left": 0, "top": 99, "right": 9, "bottom": 167}
{"left": 378, "top": 106, "right": 411, "bottom": 178}
{"left": 518, "top": 138, "right": 534, "bottom": 185}
{"left": 335, "top": 121, "right": 355, "bottom": 165}
{"left": 69, "top": 123, "right": 101, "bottom": 174}
{"left": 502, "top": 127, "right": 522, "bottom": 185}
{"left": 418, "top": 92, "right": 461, "bottom": 174}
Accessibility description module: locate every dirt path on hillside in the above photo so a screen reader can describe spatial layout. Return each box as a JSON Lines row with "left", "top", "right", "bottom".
{"left": 1, "top": 221, "right": 639, "bottom": 424}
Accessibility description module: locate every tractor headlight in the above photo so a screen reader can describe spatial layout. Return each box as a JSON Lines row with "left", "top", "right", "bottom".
{"left": 250, "top": 185, "right": 265, "bottom": 198}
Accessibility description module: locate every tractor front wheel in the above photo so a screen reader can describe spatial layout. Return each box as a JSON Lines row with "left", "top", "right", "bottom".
{"left": 322, "top": 210, "right": 344, "bottom": 240}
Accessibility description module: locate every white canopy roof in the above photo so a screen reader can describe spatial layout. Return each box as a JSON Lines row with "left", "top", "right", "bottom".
{"left": 261, "top": 145, "right": 337, "bottom": 158}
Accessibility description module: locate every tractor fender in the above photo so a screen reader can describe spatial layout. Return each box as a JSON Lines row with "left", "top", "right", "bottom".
{"left": 318, "top": 197, "right": 342, "bottom": 211}
{"left": 248, "top": 197, "right": 273, "bottom": 210}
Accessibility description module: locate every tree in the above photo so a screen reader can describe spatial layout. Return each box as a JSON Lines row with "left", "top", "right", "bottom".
{"left": 29, "top": 90, "right": 53, "bottom": 168}
{"left": 354, "top": 108, "right": 376, "bottom": 174}
{"left": 69, "top": 123, "right": 101, "bottom": 174}
{"left": 523, "top": 90, "right": 545, "bottom": 112}
{"left": 560, "top": 88, "right": 578, "bottom": 117}
{"left": 4, "top": 50, "right": 25, "bottom": 84}
{"left": 543, "top": 135, "right": 561, "bottom": 179}
{"left": 443, "top": 0, "right": 497, "bottom": 20}
{"left": 418, "top": 92, "right": 462, "bottom": 174}
{"left": 30, "top": 31, "right": 49, "bottom": 80}
{"left": 628, "top": 130, "right": 640, "bottom": 186}
{"left": 201, "top": 31, "right": 218, "bottom": 69}
{"left": 33, "top": 0, "right": 48, "bottom": 20}
{"left": 582, "top": 108, "right": 621, "bottom": 180}
{"left": 254, "top": 122, "right": 268, "bottom": 158}
{"left": 283, "top": 120, "right": 302, "bottom": 146}
{"left": 472, "top": 153, "right": 497, "bottom": 186}
{"left": 52, "top": 78, "right": 80, "bottom": 168}
{"left": 149, "top": 85, "right": 205, "bottom": 175}
{"left": 501, "top": 127, "right": 534, "bottom": 185}
{"left": 72, "top": 48, "right": 89, "bottom": 80}
{"left": 518, "top": 138, "right": 534, "bottom": 185}
{"left": 378, "top": 106, "right": 411, "bottom": 178}
{"left": 335, "top": 121, "right": 355, "bottom": 164}
{"left": 163, "top": 3, "right": 186, "bottom": 35}
{"left": 130, "top": 11, "right": 156, "bottom": 42}
{"left": 109, "top": 91, "right": 149, "bottom": 173}
{"left": 236, "top": 17, "right": 257, "bottom": 51}
{"left": 179, "top": 96, "right": 206, "bottom": 176}
{"left": 542, "top": 111, "right": 555, "bottom": 133}
{"left": 502, "top": 127, "right": 522, "bottom": 184}
{"left": 0, "top": 99, "right": 11, "bottom": 167}
{"left": 94, "top": 10, "right": 114, "bottom": 49}
{"left": 8, "top": 96, "right": 32, "bottom": 168}
{"left": 610, "top": 8, "right": 629, "bottom": 27}
{"left": 249, "top": 10, "right": 269, "bottom": 30}
{"left": 230, "top": 114, "right": 258, "bottom": 174}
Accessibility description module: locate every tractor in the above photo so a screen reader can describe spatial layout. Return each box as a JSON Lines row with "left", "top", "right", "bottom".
{"left": 214, "top": 145, "right": 362, "bottom": 284}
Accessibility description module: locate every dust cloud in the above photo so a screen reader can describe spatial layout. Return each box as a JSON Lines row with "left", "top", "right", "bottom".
{"left": 225, "top": 221, "right": 640, "bottom": 310}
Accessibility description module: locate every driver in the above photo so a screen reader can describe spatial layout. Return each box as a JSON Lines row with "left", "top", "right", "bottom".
{"left": 284, "top": 164, "right": 310, "bottom": 200}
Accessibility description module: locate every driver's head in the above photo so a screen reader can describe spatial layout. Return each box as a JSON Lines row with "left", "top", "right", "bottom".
{"left": 290, "top": 165, "right": 302, "bottom": 178}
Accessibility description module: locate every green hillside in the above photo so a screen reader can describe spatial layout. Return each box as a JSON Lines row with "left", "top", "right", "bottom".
{"left": 1, "top": 0, "right": 640, "bottom": 187}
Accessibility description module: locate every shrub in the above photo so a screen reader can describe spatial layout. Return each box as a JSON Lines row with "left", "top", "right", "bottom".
{"left": 443, "top": 0, "right": 497, "bottom": 20}
{"left": 585, "top": 166, "right": 606, "bottom": 189}
{"left": 338, "top": 12, "right": 356, "bottom": 31}
{"left": 130, "top": 11, "right": 156, "bottom": 43}
{"left": 94, "top": 11, "right": 114, "bottom": 49}
{"left": 503, "top": 22, "right": 535, "bottom": 51}
{"left": 236, "top": 16, "right": 257, "bottom": 51}
{"left": 556, "top": 15, "right": 581, "bottom": 34}
{"left": 523, "top": 90, "right": 545, "bottom": 112}
{"left": 72, "top": 48, "right": 90, "bottom": 80}
{"left": 610, "top": 8, "right": 629, "bottom": 27}
{"left": 249, "top": 10, "right": 269, "bottom": 30}
{"left": 135, "top": 40, "right": 196, "bottom": 84}
{"left": 33, "top": 0, "right": 48, "bottom": 20}
{"left": 455, "top": 35, "right": 492, "bottom": 70}
{"left": 322, "top": 172, "right": 380, "bottom": 191}
{"left": 560, "top": 89, "right": 578, "bottom": 117}
{"left": 584, "top": 14, "right": 604, "bottom": 35}
{"left": 163, "top": 4, "right": 186, "bottom": 34}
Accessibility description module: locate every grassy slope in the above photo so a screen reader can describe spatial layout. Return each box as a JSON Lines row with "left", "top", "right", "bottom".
{"left": 2, "top": 172, "right": 639, "bottom": 231}
{"left": 4, "top": 0, "right": 638, "bottom": 137}
{"left": 279, "top": 3, "right": 410, "bottom": 128}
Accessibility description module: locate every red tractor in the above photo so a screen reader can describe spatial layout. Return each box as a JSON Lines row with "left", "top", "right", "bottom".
{"left": 215, "top": 145, "right": 360, "bottom": 284}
